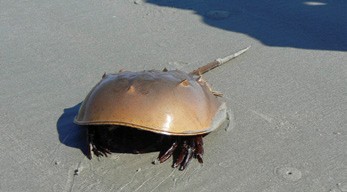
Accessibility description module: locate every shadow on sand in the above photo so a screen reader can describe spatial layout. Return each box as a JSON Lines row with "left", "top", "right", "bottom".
{"left": 56, "top": 103, "right": 89, "bottom": 157}
{"left": 146, "top": 0, "right": 347, "bottom": 51}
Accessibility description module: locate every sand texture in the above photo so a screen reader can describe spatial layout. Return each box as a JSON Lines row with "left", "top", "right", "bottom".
{"left": 1, "top": 0, "right": 346, "bottom": 191}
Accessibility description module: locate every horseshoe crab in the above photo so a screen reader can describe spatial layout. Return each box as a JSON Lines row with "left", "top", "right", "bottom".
{"left": 74, "top": 47, "right": 249, "bottom": 170}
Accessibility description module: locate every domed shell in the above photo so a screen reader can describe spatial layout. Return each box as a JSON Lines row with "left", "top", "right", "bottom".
{"left": 74, "top": 70, "right": 227, "bottom": 136}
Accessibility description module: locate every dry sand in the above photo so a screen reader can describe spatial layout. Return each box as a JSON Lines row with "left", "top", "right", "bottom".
{"left": 1, "top": 0, "right": 346, "bottom": 191}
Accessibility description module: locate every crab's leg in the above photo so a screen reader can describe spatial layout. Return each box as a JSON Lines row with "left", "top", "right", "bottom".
{"left": 94, "top": 146, "right": 111, "bottom": 157}
{"left": 179, "top": 138, "right": 195, "bottom": 170}
{"left": 195, "top": 135, "right": 204, "bottom": 163}
{"left": 158, "top": 139, "right": 179, "bottom": 163}
{"left": 158, "top": 135, "right": 204, "bottom": 170}
{"left": 87, "top": 126, "right": 93, "bottom": 159}
{"left": 87, "top": 126, "right": 111, "bottom": 158}
{"left": 173, "top": 141, "right": 187, "bottom": 169}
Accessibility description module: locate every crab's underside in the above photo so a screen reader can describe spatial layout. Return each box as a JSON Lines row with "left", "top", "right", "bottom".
{"left": 87, "top": 125, "right": 204, "bottom": 170}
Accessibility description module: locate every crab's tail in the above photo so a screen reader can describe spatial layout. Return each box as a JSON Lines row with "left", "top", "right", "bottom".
{"left": 189, "top": 46, "right": 251, "bottom": 76}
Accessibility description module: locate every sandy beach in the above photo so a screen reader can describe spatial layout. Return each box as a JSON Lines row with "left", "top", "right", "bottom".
{"left": 1, "top": 0, "right": 346, "bottom": 191}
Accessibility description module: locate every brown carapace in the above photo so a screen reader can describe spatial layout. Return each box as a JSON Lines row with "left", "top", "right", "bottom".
{"left": 74, "top": 47, "right": 249, "bottom": 170}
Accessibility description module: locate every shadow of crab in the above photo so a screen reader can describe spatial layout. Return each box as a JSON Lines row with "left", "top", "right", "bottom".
{"left": 57, "top": 103, "right": 89, "bottom": 156}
